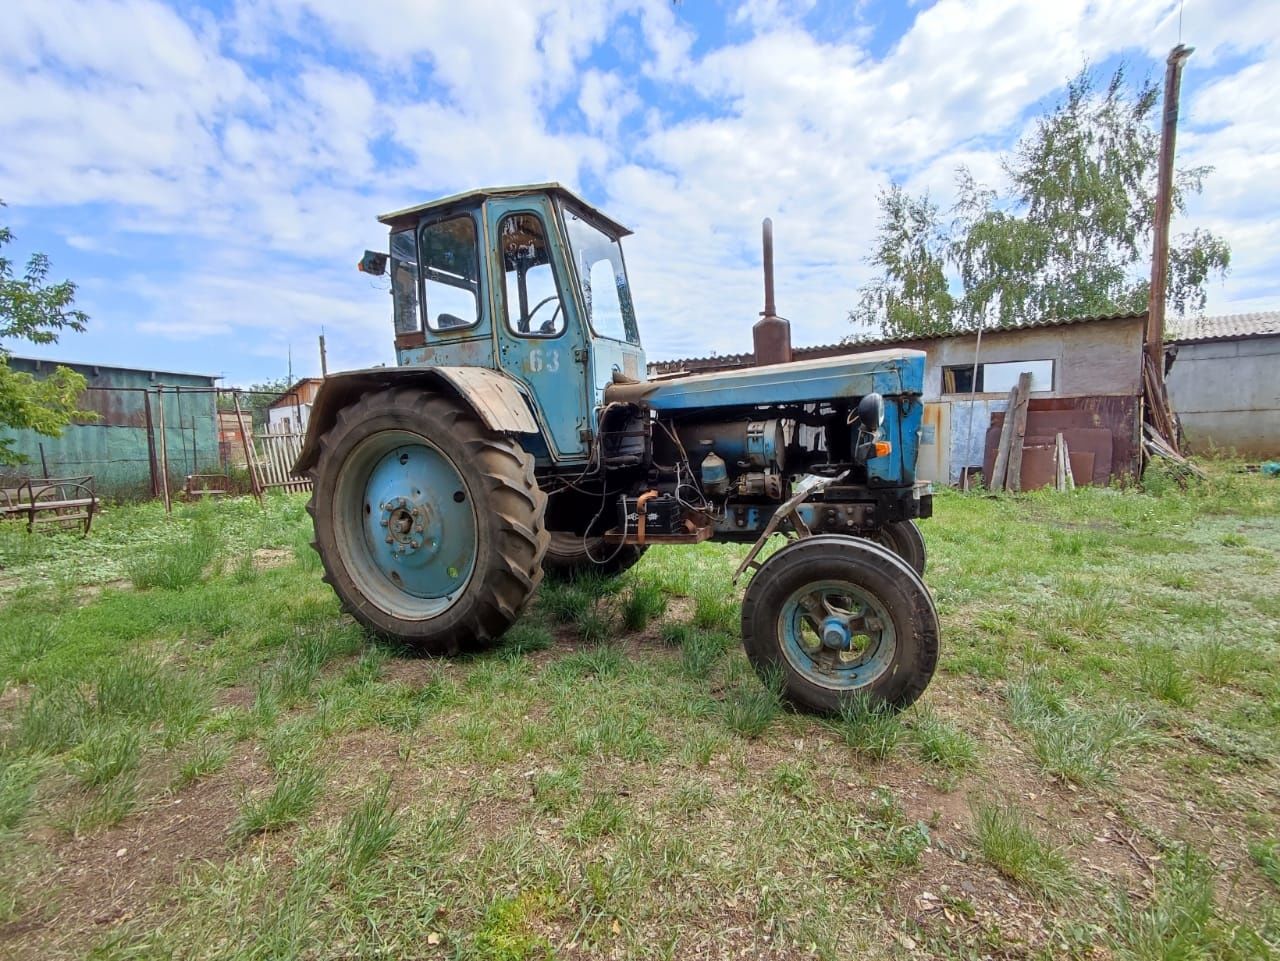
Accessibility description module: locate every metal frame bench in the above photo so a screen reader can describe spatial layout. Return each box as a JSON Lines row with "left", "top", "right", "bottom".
{"left": 183, "top": 473, "right": 233, "bottom": 500}
{"left": 0, "top": 476, "right": 99, "bottom": 534}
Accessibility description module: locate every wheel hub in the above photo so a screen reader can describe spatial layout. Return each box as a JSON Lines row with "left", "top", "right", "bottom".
{"left": 378, "top": 495, "right": 440, "bottom": 559}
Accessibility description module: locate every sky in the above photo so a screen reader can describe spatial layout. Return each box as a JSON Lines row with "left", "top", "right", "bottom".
{"left": 1, "top": 0, "right": 1277, "bottom": 385}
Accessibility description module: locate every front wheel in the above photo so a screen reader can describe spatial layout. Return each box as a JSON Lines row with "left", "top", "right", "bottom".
{"left": 741, "top": 535, "right": 939, "bottom": 715}
{"left": 307, "top": 388, "right": 549, "bottom": 653}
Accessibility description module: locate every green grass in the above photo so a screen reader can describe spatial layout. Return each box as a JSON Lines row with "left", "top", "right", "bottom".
{"left": 973, "top": 801, "right": 1076, "bottom": 901}
{"left": 0, "top": 466, "right": 1277, "bottom": 958}
{"left": 231, "top": 766, "right": 323, "bottom": 840}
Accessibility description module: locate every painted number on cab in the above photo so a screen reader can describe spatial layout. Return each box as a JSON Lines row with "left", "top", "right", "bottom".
{"left": 527, "top": 349, "right": 560, "bottom": 373}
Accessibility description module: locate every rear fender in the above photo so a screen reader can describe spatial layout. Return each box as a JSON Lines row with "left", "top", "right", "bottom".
{"left": 293, "top": 366, "right": 540, "bottom": 474}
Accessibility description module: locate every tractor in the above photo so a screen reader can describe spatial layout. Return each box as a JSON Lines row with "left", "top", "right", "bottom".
{"left": 295, "top": 184, "right": 939, "bottom": 715}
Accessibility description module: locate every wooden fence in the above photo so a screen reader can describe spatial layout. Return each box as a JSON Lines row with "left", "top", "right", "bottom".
{"left": 253, "top": 429, "right": 311, "bottom": 494}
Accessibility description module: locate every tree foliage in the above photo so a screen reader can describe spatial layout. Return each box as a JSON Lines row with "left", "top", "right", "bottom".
{"left": 1, "top": 200, "right": 91, "bottom": 466}
{"left": 851, "top": 66, "right": 1231, "bottom": 339}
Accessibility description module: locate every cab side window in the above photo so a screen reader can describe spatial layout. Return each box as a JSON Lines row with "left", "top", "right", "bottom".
{"left": 420, "top": 215, "right": 482, "bottom": 331}
{"left": 499, "top": 213, "right": 565, "bottom": 337}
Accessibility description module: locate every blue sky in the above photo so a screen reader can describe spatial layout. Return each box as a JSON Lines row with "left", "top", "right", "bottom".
{"left": 2, "top": 0, "right": 1277, "bottom": 385}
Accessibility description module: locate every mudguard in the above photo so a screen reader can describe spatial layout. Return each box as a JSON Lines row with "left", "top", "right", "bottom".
{"left": 293, "top": 366, "right": 539, "bottom": 474}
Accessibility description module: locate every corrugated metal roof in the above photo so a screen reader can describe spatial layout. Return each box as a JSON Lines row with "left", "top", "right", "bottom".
{"left": 648, "top": 309, "right": 1146, "bottom": 371}
{"left": 5, "top": 353, "right": 220, "bottom": 382}
{"left": 1167, "top": 311, "right": 1280, "bottom": 343}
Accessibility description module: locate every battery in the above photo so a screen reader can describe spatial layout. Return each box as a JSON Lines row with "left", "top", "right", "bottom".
{"left": 617, "top": 494, "right": 683, "bottom": 536}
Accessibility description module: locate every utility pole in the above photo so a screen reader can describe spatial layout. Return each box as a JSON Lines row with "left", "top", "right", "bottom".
{"left": 318, "top": 329, "right": 328, "bottom": 378}
{"left": 1146, "top": 44, "right": 1193, "bottom": 376}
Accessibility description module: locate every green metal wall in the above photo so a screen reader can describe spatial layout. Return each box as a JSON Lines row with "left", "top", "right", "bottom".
{"left": 1, "top": 357, "right": 220, "bottom": 498}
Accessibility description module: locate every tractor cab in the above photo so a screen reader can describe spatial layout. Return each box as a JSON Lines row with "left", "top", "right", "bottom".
{"left": 369, "top": 184, "right": 646, "bottom": 463}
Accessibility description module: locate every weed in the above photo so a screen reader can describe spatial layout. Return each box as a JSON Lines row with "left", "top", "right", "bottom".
{"left": 974, "top": 801, "right": 1075, "bottom": 901}
{"left": 1250, "top": 840, "right": 1280, "bottom": 889}
{"left": 126, "top": 515, "right": 221, "bottom": 590}
{"left": 68, "top": 725, "right": 142, "bottom": 787}
{"left": 472, "top": 891, "right": 552, "bottom": 961}
{"left": 1193, "top": 637, "right": 1247, "bottom": 686}
{"left": 830, "top": 694, "right": 902, "bottom": 760}
{"left": 659, "top": 622, "right": 694, "bottom": 647}
{"left": 910, "top": 708, "right": 978, "bottom": 772}
{"left": 721, "top": 671, "right": 782, "bottom": 738}
{"left": 175, "top": 738, "right": 231, "bottom": 789}
{"left": 1136, "top": 647, "right": 1197, "bottom": 707}
{"left": 1111, "top": 846, "right": 1264, "bottom": 960}
{"left": 338, "top": 777, "right": 400, "bottom": 875}
{"left": 55, "top": 775, "right": 139, "bottom": 835}
{"left": 538, "top": 580, "right": 594, "bottom": 625}
{"left": 681, "top": 630, "right": 732, "bottom": 680}
{"left": 693, "top": 588, "right": 738, "bottom": 633}
{"left": 556, "top": 644, "right": 624, "bottom": 679}
{"left": 532, "top": 765, "right": 582, "bottom": 815}
{"left": 621, "top": 581, "right": 667, "bottom": 631}
{"left": 566, "top": 795, "right": 628, "bottom": 843}
{"left": 768, "top": 761, "right": 812, "bottom": 798}
{"left": 0, "top": 756, "right": 45, "bottom": 831}
{"left": 574, "top": 604, "right": 614, "bottom": 645}
{"left": 497, "top": 621, "right": 554, "bottom": 660}
{"left": 1007, "top": 677, "right": 1149, "bottom": 786}
{"left": 232, "top": 766, "right": 322, "bottom": 839}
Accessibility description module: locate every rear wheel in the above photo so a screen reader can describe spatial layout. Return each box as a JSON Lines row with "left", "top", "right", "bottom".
{"left": 865, "top": 519, "right": 927, "bottom": 575}
{"left": 741, "top": 535, "right": 939, "bottom": 715}
{"left": 543, "top": 531, "right": 647, "bottom": 580}
{"left": 308, "top": 388, "right": 548, "bottom": 652}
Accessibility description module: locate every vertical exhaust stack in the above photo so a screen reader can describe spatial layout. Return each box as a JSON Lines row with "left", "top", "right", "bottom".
{"left": 753, "top": 217, "right": 793, "bottom": 366}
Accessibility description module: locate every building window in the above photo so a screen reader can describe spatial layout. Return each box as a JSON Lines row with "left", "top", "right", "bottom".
{"left": 943, "top": 359, "right": 1054, "bottom": 394}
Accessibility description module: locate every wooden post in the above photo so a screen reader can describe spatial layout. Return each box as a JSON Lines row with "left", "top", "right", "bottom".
{"left": 155, "top": 387, "right": 172, "bottom": 513}
{"left": 142, "top": 391, "right": 161, "bottom": 498}
{"left": 233, "top": 392, "right": 264, "bottom": 503}
{"left": 1005, "top": 372, "right": 1033, "bottom": 493}
{"left": 1146, "top": 45, "right": 1193, "bottom": 377}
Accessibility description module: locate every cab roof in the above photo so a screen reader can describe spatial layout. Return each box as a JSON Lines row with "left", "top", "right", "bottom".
{"left": 377, "top": 182, "right": 632, "bottom": 238}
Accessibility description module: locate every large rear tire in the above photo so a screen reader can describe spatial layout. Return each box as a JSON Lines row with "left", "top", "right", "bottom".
{"left": 741, "top": 535, "right": 939, "bottom": 715}
{"left": 307, "top": 388, "right": 548, "bottom": 653}
{"left": 543, "top": 531, "right": 647, "bottom": 580}
{"left": 865, "top": 519, "right": 927, "bottom": 575}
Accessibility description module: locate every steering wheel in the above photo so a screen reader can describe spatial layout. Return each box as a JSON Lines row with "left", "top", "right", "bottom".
{"left": 526, "top": 295, "right": 562, "bottom": 333}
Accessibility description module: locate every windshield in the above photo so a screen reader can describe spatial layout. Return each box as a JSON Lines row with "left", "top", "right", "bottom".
{"left": 562, "top": 205, "right": 639, "bottom": 345}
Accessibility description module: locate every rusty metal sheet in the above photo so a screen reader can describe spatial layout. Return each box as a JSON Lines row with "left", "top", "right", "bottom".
{"left": 431, "top": 366, "right": 539, "bottom": 434}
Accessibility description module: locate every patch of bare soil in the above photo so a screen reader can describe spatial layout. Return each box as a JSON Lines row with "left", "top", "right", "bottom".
{"left": 252, "top": 548, "right": 292, "bottom": 570}
{"left": 0, "top": 751, "right": 269, "bottom": 960}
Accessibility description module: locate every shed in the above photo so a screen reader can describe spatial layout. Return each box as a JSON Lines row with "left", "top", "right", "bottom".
{"left": 0, "top": 355, "right": 220, "bottom": 497}
{"left": 266, "top": 378, "right": 324, "bottom": 434}
{"left": 1165, "top": 311, "right": 1280, "bottom": 457}
{"left": 649, "top": 311, "right": 1148, "bottom": 487}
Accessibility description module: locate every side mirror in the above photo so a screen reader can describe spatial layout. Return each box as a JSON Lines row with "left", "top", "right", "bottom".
{"left": 856, "top": 392, "right": 884, "bottom": 432}
{"left": 358, "top": 250, "right": 388, "bottom": 276}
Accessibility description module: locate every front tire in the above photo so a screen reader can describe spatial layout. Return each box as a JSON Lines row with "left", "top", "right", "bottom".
{"left": 308, "top": 388, "right": 549, "bottom": 653}
{"left": 741, "top": 535, "right": 939, "bottom": 715}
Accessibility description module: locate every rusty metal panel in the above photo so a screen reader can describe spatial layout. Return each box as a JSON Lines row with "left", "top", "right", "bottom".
{"left": 432, "top": 366, "right": 539, "bottom": 434}
{"left": 916, "top": 402, "right": 950, "bottom": 485}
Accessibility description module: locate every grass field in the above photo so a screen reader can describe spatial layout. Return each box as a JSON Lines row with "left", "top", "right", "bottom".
{"left": 0, "top": 464, "right": 1277, "bottom": 960}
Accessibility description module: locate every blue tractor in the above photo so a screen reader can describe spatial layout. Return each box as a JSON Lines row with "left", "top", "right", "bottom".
{"left": 296, "top": 184, "right": 939, "bottom": 714}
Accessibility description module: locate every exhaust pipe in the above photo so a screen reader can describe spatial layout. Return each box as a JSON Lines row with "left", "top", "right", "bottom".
{"left": 753, "top": 217, "right": 793, "bottom": 366}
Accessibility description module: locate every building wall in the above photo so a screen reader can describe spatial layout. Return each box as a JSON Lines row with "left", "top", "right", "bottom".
{"left": 0, "top": 358, "right": 219, "bottom": 497}
{"left": 1167, "top": 335, "right": 1280, "bottom": 457}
